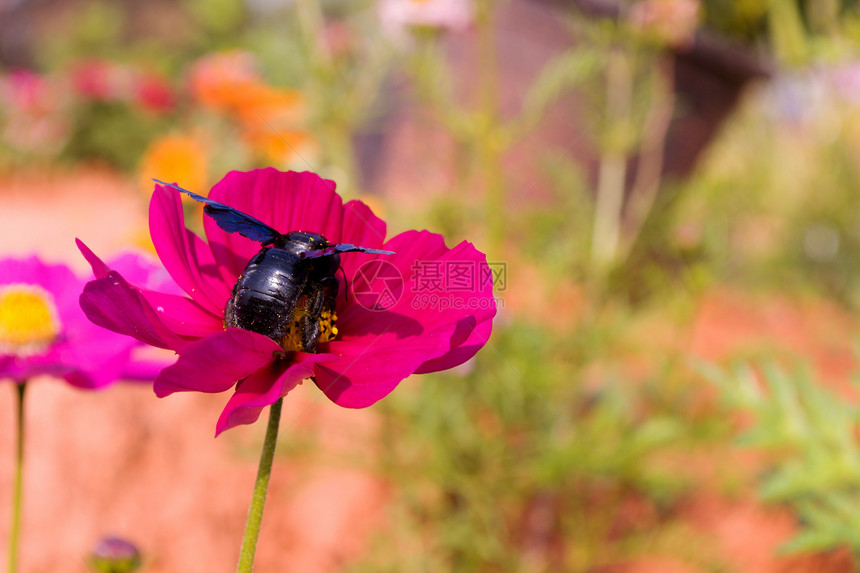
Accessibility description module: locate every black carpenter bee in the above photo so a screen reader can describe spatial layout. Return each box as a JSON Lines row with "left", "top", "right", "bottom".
{"left": 154, "top": 179, "right": 394, "bottom": 353}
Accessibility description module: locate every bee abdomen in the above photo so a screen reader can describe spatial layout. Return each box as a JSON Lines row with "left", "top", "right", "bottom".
{"left": 224, "top": 248, "right": 305, "bottom": 342}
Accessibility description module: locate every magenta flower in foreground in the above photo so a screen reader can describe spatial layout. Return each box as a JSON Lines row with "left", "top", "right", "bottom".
{"left": 79, "top": 168, "right": 496, "bottom": 435}
{"left": 0, "top": 255, "right": 165, "bottom": 388}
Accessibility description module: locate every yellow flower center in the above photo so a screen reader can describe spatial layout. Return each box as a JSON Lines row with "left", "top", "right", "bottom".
{"left": 0, "top": 284, "right": 61, "bottom": 355}
{"left": 280, "top": 303, "right": 338, "bottom": 352}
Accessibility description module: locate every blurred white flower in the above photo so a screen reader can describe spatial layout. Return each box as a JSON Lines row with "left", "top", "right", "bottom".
{"left": 804, "top": 224, "right": 840, "bottom": 262}
{"left": 628, "top": 0, "right": 700, "bottom": 48}
{"left": 378, "top": 0, "right": 473, "bottom": 41}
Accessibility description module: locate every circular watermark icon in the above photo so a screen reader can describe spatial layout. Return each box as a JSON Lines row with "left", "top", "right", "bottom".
{"left": 351, "top": 260, "right": 404, "bottom": 311}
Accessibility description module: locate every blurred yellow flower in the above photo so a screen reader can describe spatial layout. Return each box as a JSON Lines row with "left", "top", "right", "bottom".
{"left": 138, "top": 134, "right": 208, "bottom": 195}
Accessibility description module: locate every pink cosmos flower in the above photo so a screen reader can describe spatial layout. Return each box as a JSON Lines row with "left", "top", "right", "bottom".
{"left": 0, "top": 255, "right": 167, "bottom": 389}
{"left": 133, "top": 72, "right": 176, "bottom": 114}
{"left": 79, "top": 168, "right": 496, "bottom": 435}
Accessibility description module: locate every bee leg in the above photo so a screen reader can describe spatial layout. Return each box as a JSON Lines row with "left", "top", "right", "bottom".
{"left": 300, "top": 287, "right": 326, "bottom": 352}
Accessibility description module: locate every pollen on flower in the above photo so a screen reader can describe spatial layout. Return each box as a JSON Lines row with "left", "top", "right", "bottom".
{"left": 279, "top": 305, "right": 338, "bottom": 352}
{"left": 319, "top": 309, "right": 338, "bottom": 342}
{"left": 0, "top": 284, "right": 61, "bottom": 354}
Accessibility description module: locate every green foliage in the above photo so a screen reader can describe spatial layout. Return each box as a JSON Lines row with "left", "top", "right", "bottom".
{"left": 700, "top": 0, "right": 858, "bottom": 45}
{"left": 702, "top": 360, "right": 860, "bottom": 556}
{"left": 62, "top": 102, "right": 172, "bottom": 171}
{"left": 39, "top": 1, "right": 127, "bottom": 67}
{"left": 347, "top": 318, "right": 718, "bottom": 572}
{"left": 520, "top": 48, "right": 601, "bottom": 129}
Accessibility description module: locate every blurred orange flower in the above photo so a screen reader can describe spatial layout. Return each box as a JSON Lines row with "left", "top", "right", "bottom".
{"left": 189, "top": 51, "right": 305, "bottom": 119}
{"left": 188, "top": 51, "right": 312, "bottom": 164}
{"left": 189, "top": 51, "right": 258, "bottom": 114}
{"left": 241, "top": 124, "right": 313, "bottom": 165}
{"left": 138, "top": 134, "right": 208, "bottom": 195}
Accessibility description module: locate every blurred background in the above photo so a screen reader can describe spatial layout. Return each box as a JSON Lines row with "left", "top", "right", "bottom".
{"left": 2, "top": 0, "right": 860, "bottom": 571}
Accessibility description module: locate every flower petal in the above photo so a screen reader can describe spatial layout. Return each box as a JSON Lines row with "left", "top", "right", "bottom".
{"left": 1, "top": 255, "right": 81, "bottom": 316}
{"left": 80, "top": 270, "right": 188, "bottom": 351}
{"left": 149, "top": 183, "right": 232, "bottom": 314}
{"left": 153, "top": 328, "right": 282, "bottom": 397}
{"left": 142, "top": 290, "right": 223, "bottom": 338}
{"left": 315, "top": 230, "right": 496, "bottom": 407}
{"left": 413, "top": 315, "right": 493, "bottom": 374}
{"left": 204, "top": 169, "right": 346, "bottom": 276}
{"left": 313, "top": 325, "right": 457, "bottom": 407}
{"left": 79, "top": 239, "right": 222, "bottom": 339}
{"left": 215, "top": 352, "right": 336, "bottom": 436}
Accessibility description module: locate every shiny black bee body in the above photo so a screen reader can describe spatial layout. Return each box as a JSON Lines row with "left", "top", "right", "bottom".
{"left": 154, "top": 179, "right": 394, "bottom": 352}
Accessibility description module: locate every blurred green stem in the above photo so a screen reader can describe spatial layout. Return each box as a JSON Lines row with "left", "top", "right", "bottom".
{"left": 476, "top": 0, "right": 505, "bottom": 252}
{"left": 617, "top": 58, "right": 675, "bottom": 262}
{"left": 295, "top": 0, "right": 358, "bottom": 189}
{"left": 769, "top": 0, "right": 808, "bottom": 67}
{"left": 235, "top": 397, "right": 283, "bottom": 573}
{"left": 591, "top": 47, "right": 632, "bottom": 276}
{"left": 295, "top": 0, "right": 328, "bottom": 63}
{"left": 7, "top": 382, "right": 26, "bottom": 573}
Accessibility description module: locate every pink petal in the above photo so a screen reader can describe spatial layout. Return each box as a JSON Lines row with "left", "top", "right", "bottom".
{"left": 153, "top": 329, "right": 283, "bottom": 397}
{"left": 313, "top": 323, "right": 456, "bottom": 407}
{"left": 414, "top": 315, "right": 493, "bottom": 374}
{"left": 77, "top": 238, "right": 111, "bottom": 278}
{"left": 80, "top": 238, "right": 222, "bottom": 340}
{"left": 50, "top": 330, "right": 139, "bottom": 389}
{"left": 79, "top": 271, "right": 188, "bottom": 351}
{"left": 315, "top": 230, "right": 495, "bottom": 407}
{"left": 149, "top": 184, "right": 232, "bottom": 314}
{"left": 215, "top": 352, "right": 336, "bottom": 436}
{"left": 203, "top": 169, "right": 346, "bottom": 276}
{"left": 1, "top": 255, "right": 81, "bottom": 316}
{"left": 121, "top": 358, "right": 172, "bottom": 382}
{"left": 142, "top": 290, "right": 223, "bottom": 338}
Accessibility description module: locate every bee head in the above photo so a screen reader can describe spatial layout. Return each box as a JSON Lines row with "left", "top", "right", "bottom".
{"left": 280, "top": 232, "right": 341, "bottom": 275}
{"left": 279, "top": 232, "right": 330, "bottom": 253}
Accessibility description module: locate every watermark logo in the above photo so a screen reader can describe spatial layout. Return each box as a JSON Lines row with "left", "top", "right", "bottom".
{"left": 352, "top": 259, "right": 507, "bottom": 312}
{"left": 352, "top": 260, "right": 404, "bottom": 311}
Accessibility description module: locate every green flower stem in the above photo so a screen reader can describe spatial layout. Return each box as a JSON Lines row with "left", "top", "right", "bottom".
{"left": 235, "top": 397, "right": 283, "bottom": 573}
{"left": 8, "top": 382, "right": 26, "bottom": 573}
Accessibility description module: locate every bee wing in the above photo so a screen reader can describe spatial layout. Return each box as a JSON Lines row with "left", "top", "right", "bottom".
{"left": 300, "top": 244, "right": 396, "bottom": 259}
{"left": 154, "top": 179, "right": 283, "bottom": 245}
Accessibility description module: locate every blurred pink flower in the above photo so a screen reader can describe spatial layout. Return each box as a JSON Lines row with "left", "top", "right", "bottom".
{"left": 0, "top": 69, "right": 69, "bottom": 153}
{"left": 70, "top": 59, "right": 121, "bottom": 101}
{"left": 79, "top": 169, "right": 496, "bottom": 435}
{"left": 0, "top": 254, "right": 168, "bottom": 388}
{"left": 825, "top": 61, "right": 860, "bottom": 105}
{"left": 1, "top": 70, "right": 49, "bottom": 111}
{"left": 134, "top": 72, "right": 176, "bottom": 113}
{"left": 69, "top": 59, "right": 175, "bottom": 113}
